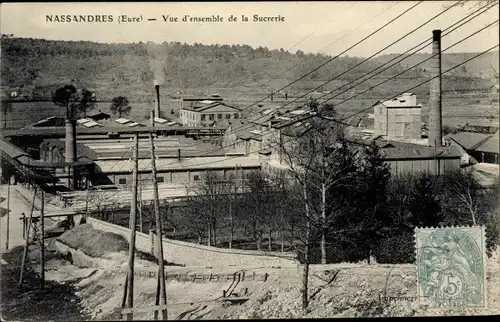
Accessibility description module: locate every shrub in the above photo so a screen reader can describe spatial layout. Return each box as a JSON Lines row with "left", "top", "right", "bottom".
{"left": 373, "top": 231, "right": 415, "bottom": 264}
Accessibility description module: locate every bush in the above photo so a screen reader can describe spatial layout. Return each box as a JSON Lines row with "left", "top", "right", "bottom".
{"left": 442, "top": 124, "right": 458, "bottom": 135}
{"left": 373, "top": 231, "right": 415, "bottom": 264}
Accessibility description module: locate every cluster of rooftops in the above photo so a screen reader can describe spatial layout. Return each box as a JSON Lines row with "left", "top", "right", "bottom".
{"left": 30, "top": 113, "right": 179, "bottom": 129}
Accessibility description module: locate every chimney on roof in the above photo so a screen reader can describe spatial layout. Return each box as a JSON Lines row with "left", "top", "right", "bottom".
{"left": 177, "top": 148, "right": 181, "bottom": 160}
{"left": 428, "top": 29, "right": 443, "bottom": 147}
{"left": 154, "top": 84, "right": 161, "bottom": 122}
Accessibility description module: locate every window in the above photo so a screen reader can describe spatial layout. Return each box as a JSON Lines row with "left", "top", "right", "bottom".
{"left": 193, "top": 175, "right": 200, "bottom": 181}
{"left": 225, "top": 114, "right": 231, "bottom": 119}
{"left": 218, "top": 114, "right": 223, "bottom": 119}
{"left": 234, "top": 113, "right": 239, "bottom": 119}
{"left": 157, "top": 176, "right": 164, "bottom": 183}
{"left": 118, "top": 178, "right": 127, "bottom": 185}
{"left": 201, "top": 114, "right": 206, "bottom": 121}
{"left": 209, "top": 114, "right": 215, "bottom": 120}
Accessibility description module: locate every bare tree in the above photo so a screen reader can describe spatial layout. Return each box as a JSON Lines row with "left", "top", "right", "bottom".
{"left": 439, "top": 169, "right": 488, "bottom": 226}
{"left": 192, "top": 171, "right": 229, "bottom": 247}
{"left": 87, "top": 190, "right": 111, "bottom": 219}
{"left": 275, "top": 117, "right": 323, "bottom": 311}
{"left": 273, "top": 113, "right": 361, "bottom": 310}
{"left": 242, "top": 170, "right": 275, "bottom": 251}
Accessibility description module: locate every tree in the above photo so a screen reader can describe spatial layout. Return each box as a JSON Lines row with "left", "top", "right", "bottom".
{"left": 78, "top": 89, "right": 97, "bottom": 117}
{"left": 1, "top": 100, "right": 12, "bottom": 129}
{"left": 409, "top": 172, "right": 443, "bottom": 227}
{"left": 242, "top": 171, "right": 274, "bottom": 251}
{"left": 352, "top": 141, "right": 391, "bottom": 263}
{"left": 110, "top": 96, "right": 131, "bottom": 118}
{"left": 276, "top": 115, "right": 359, "bottom": 310}
{"left": 438, "top": 169, "right": 489, "bottom": 226}
{"left": 190, "top": 171, "right": 231, "bottom": 247}
{"left": 52, "top": 84, "right": 79, "bottom": 120}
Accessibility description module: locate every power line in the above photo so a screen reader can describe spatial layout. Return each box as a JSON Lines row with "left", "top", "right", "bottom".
{"left": 227, "top": 31, "right": 317, "bottom": 88}
{"left": 238, "top": 1, "right": 424, "bottom": 113}
{"left": 278, "top": 0, "right": 465, "bottom": 110}
{"left": 249, "top": 2, "right": 396, "bottom": 94}
{"left": 141, "top": 1, "right": 427, "bottom": 153}
{"left": 169, "top": 0, "right": 475, "bottom": 154}
{"left": 335, "top": 43, "right": 499, "bottom": 122}
{"left": 92, "top": 36, "right": 499, "bottom": 206}
{"left": 149, "top": 22, "right": 500, "bottom": 165}
{"left": 312, "top": 2, "right": 499, "bottom": 107}
{"left": 10, "top": 5, "right": 497, "bottom": 203}
{"left": 200, "top": 0, "right": 495, "bottom": 148}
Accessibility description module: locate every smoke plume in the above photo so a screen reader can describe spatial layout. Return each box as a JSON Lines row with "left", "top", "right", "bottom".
{"left": 146, "top": 42, "right": 166, "bottom": 86}
{"left": 150, "top": 59, "right": 165, "bottom": 86}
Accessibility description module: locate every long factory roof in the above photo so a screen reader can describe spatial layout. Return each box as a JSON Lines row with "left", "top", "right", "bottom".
{"left": 95, "top": 155, "right": 262, "bottom": 173}
{"left": 43, "top": 136, "right": 229, "bottom": 160}
{"left": 1, "top": 124, "right": 226, "bottom": 138}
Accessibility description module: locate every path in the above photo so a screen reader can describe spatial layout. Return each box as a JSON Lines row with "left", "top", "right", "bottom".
{"left": 0, "top": 184, "right": 31, "bottom": 253}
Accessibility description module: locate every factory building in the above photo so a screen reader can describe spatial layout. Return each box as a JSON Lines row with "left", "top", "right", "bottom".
{"left": 35, "top": 134, "right": 262, "bottom": 186}
{"left": 373, "top": 92, "right": 422, "bottom": 139}
{"left": 179, "top": 100, "right": 242, "bottom": 127}
{"left": 96, "top": 155, "right": 261, "bottom": 186}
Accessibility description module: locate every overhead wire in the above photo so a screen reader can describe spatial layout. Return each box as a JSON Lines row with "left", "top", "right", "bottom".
{"left": 15, "top": 2, "right": 496, "bottom": 204}
{"left": 88, "top": 2, "right": 498, "bottom": 206}
{"left": 297, "top": 0, "right": 499, "bottom": 107}
{"left": 246, "top": 2, "right": 396, "bottom": 100}
{"left": 158, "top": 0, "right": 482, "bottom": 156}
{"left": 126, "top": 1, "right": 427, "bottom": 153}
{"left": 234, "top": 1, "right": 424, "bottom": 112}
{"left": 143, "top": 17, "right": 500, "bottom": 166}
{"left": 89, "top": 39, "right": 499, "bottom": 209}
{"left": 202, "top": 0, "right": 496, "bottom": 150}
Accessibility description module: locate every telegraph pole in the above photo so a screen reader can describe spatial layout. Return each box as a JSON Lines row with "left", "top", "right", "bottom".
{"left": 125, "top": 133, "right": 139, "bottom": 320}
{"left": 5, "top": 178, "right": 10, "bottom": 250}
{"left": 138, "top": 180, "right": 143, "bottom": 233}
{"left": 40, "top": 189, "right": 45, "bottom": 290}
{"left": 150, "top": 107, "right": 168, "bottom": 320}
{"left": 19, "top": 188, "right": 36, "bottom": 288}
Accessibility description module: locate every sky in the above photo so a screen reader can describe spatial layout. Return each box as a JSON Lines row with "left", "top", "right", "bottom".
{"left": 1, "top": 1, "right": 499, "bottom": 57}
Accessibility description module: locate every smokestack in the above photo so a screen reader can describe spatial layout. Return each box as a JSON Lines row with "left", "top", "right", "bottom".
{"left": 154, "top": 84, "right": 161, "bottom": 120}
{"left": 65, "top": 120, "right": 76, "bottom": 163}
{"left": 428, "top": 29, "right": 443, "bottom": 147}
{"left": 65, "top": 119, "right": 77, "bottom": 190}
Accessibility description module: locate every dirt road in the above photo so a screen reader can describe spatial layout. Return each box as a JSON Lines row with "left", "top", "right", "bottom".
{"left": 0, "top": 184, "right": 31, "bottom": 253}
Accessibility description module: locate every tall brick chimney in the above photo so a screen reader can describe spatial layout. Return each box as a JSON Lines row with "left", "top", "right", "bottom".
{"left": 428, "top": 29, "right": 443, "bottom": 147}
{"left": 154, "top": 84, "right": 161, "bottom": 120}
{"left": 64, "top": 120, "right": 76, "bottom": 163}
{"left": 65, "top": 119, "right": 77, "bottom": 189}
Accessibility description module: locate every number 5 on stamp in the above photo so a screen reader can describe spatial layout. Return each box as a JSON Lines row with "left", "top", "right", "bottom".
{"left": 415, "top": 226, "right": 487, "bottom": 310}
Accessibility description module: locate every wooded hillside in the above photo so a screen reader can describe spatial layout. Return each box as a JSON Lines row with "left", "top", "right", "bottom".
{"left": 2, "top": 36, "right": 498, "bottom": 101}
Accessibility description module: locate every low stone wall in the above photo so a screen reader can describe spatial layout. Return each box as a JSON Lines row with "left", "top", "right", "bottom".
{"left": 87, "top": 217, "right": 298, "bottom": 268}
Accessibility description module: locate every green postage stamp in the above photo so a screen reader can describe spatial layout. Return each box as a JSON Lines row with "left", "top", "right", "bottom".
{"left": 415, "top": 226, "right": 486, "bottom": 310}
